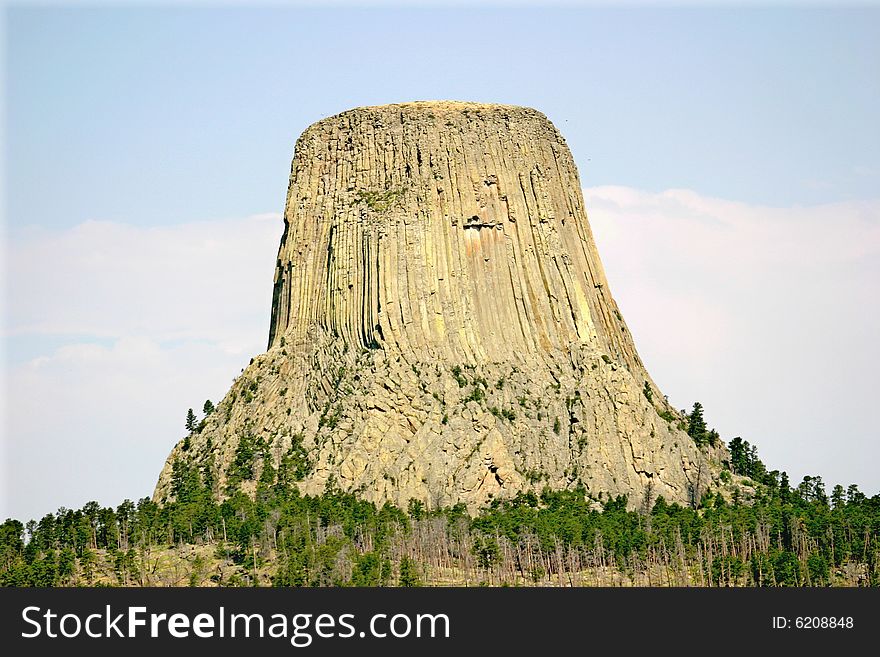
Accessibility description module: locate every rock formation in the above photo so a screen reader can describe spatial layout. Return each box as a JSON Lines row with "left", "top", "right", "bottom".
{"left": 154, "top": 101, "right": 726, "bottom": 511}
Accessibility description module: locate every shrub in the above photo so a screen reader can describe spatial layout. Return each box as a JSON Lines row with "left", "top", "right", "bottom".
{"left": 464, "top": 387, "right": 485, "bottom": 403}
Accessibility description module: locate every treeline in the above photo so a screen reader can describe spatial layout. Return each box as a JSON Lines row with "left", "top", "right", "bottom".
{"left": 2, "top": 443, "right": 878, "bottom": 587}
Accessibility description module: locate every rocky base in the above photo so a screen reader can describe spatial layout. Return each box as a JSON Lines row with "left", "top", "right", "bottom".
{"left": 154, "top": 328, "right": 726, "bottom": 511}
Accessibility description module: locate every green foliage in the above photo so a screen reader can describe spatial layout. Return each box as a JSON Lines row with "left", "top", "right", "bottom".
{"left": 351, "top": 551, "right": 392, "bottom": 586}
{"left": 399, "top": 555, "right": 422, "bottom": 587}
{"left": 240, "top": 378, "right": 260, "bottom": 404}
{"left": 464, "top": 386, "right": 485, "bottom": 404}
{"left": 277, "top": 435, "right": 312, "bottom": 486}
{"left": 185, "top": 408, "right": 197, "bottom": 433}
{"left": 3, "top": 427, "right": 879, "bottom": 588}
{"left": 807, "top": 553, "right": 829, "bottom": 585}
{"left": 687, "top": 402, "right": 707, "bottom": 445}
{"left": 189, "top": 555, "right": 207, "bottom": 587}
{"left": 226, "top": 429, "right": 263, "bottom": 491}
{"left": 553, "top": 417, "right": 561, "bottom": 435}
{"left": 407, "top": 499, "right": 426, "bottom": 520}
{"left": 354, "top": 187, "right": 404, "bottom": 212}
{"left": 57, "top": 547, "right": 76, "bottom": 582}
{"left": 269, "top": 493, "right": 408, "bottom": 587}
{"left": 523, "top": 469, "right": 543, "bottom": 485}
{"left": 3, "top": 476, "right": 879, "bottom": 587}
{"left": 203, "top": 400, "right": 215, "bottom": 416}
{"left": 658, "top": 410, "right": 675, "bottom": 422}
{"left": 711, "top": 555, "right": 745, "bottom": 585}
{"left": 114, "top": 548, "right": 140, "bottom": 585}
{"left": 774, "top": 550, "right": 801, "bottom": 586}
{"left": 450, "top": 366, "right": 468, "bottom": 388}
{"left": 831, "top": 484, "right": 846, "bottom": 508}
{"left": 474, "top": 536, "right": 500, "bottom": 569}
{"left": 729, "top": 437, "right": 764, "bottom": 478}
{"left": 489, "top": 406, "right": 516, "bottom": 422}
{"left": 318, "top": 404, "right": 342, "bottom": 430}
{"left": 642, "top": 382, "right": 653, "bottom": 403}
{"left": 171, "top": 459, "right": 204, "bottom": 502}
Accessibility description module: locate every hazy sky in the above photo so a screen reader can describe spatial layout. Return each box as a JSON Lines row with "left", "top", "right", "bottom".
{"left": 3, "top": 3, "right": 879, "bottom": 521}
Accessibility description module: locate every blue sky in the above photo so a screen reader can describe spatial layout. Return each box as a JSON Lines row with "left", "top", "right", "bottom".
{"left": 8, "top": 5, "right": 880, "bottom": 233}
{"left": 3, "top": 4, "right": 880, "bottom": 521}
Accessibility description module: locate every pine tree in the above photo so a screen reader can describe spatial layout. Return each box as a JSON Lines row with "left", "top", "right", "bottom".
{"left": 728, "top": 437, "right": 746, "bottom": 474}
{"left": 399, "top": 555, "right": 422, "bottom": 587}
{"left": 846, "top": 484, "right": 864, "bottom": 504}
{"left": 203, "top": 400, "right": 215, "bottom": 416}
{"left": 780, "top": 471, "right": 791, "bottom": 502}
{"left": 687, "top": 402, "right": 707, "bottom": 445}
{"left": 831, "top": 484, "right": 845, "bottom": 508}
{"left": 185, "top": 408, "right": 197, "bottom": 433}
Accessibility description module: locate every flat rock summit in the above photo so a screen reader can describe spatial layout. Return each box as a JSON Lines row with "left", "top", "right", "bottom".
{"left": 155, "top": 101, "right": 726, "bottom": 510}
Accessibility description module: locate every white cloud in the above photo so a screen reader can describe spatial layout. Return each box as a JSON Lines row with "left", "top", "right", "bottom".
{"left": 8, "top": 214, "right": 283, "bottom": 354}
{"left": 3, "top": 214, "right": 283, "bottom": 520}
{"left": 586, "top": 186, "right": 880, "bottom": 493}
{"left": 6, "top": 335, "right": 248, "bottom": 520}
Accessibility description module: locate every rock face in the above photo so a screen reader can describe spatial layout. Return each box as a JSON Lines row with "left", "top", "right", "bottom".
{"left": 154, "top": 101, "right": 726, "bottom": 511}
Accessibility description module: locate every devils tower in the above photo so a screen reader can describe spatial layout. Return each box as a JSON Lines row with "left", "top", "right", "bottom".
{"left": 155, "top": 101, "right": 726, "bottom": 510}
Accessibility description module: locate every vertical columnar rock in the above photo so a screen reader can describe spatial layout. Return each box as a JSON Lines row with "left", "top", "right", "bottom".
{"left": 154, "top": 101, "right": 726, "bottom": 510}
